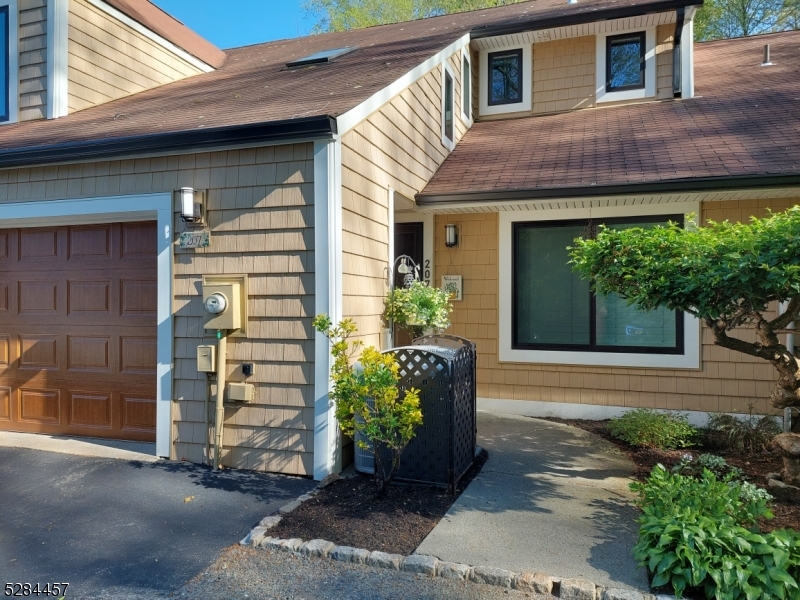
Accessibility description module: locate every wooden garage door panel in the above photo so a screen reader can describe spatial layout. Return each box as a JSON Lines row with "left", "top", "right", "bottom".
{"left": 19, "top": 388, "right": 60, "bottom": 423}
{"left": 0, "top": 386, "right": 9, "bottom": 420}
{"left": 19, "top": 229, "right": 58, "bottom": 261}
{"left": 70, "top": 391, "right": 112, "bottom": 428}
{"left": 0, "top": 222, "right": 157, "bottom": 441}
{"left": 68, "top": 226, "right": 111, "bottom": 260}
{"left": 18, "top": 281, "right": 58, "bottom": 314}
{"left": 68, "top": 280, "right": 110, "bottom": 314}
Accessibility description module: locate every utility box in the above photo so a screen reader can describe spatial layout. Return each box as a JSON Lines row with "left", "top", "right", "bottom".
{"left": 196, "top": 345, "right": 216, "bottom": 373}
{"left": 201, "top": 275, "right": 248, "bottom": 335}
{"left": 228, "top": 382, "right": 255, "bottom": 403}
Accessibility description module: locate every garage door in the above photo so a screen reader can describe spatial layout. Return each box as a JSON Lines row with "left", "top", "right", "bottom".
{"left": 0, "top": 222, "right": 158, "bottom": 442}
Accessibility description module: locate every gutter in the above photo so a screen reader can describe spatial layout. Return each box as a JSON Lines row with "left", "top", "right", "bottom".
{"left": 0, "top": 115, "right": 337, "bottom": 169}
{"left": 469, "top": 0, "right": 702, "bottom": 39}
{"left": 415, "top": 174, "right": 800, "bottom": 206}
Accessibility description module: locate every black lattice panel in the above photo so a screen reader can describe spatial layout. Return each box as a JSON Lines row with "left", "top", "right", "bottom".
{"left": 380, "top": 340, "right": 477, "bottom": 491}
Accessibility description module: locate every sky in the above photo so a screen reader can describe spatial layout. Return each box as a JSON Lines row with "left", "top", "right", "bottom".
{"left": 151, "top": 0, "right": 313, "bottom": 49}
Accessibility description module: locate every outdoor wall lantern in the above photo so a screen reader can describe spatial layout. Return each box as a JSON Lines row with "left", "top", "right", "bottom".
{"left": 445, "top": 223, "right": 459, "bottom": 248}
{"left": 179, "top": 187, "right": 205, "bottom": 224}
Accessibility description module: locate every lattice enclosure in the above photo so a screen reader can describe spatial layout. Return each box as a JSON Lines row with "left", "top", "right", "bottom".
{"left": 374, "top": 336, "right": 477, "bottom": 492}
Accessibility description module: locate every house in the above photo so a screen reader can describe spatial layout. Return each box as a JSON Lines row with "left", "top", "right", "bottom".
{"left": 0, "top": 0, "right": 796, "bottom": 480}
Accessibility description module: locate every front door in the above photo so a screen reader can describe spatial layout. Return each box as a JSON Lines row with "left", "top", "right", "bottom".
{"left": 393, "top": 222, "right": 424, "bottom": 347}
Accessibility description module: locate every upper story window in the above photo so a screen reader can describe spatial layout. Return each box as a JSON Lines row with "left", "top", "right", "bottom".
{"left": 462, "top": 53, "right": 471, "bottom": 121}
{"left": 0, "top": 5, "right": 8, "bottom": 122}
{"left": 488, "top": 49, "right": 522, "bottom": 106}
{"left": 444, "top": 69, "right": 454, "bottom": 141}
{"left": 606, "top": 33, "right": 645, "bottom": 92}
{"left": 596, "top": 28, "right": 655, "bottom": 104}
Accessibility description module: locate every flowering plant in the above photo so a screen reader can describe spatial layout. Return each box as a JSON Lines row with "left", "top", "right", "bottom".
{"left": 384, "top": 280, "right": 453, "bottom": 339}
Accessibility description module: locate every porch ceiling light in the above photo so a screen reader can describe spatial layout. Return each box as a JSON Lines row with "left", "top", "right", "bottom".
{"left": 445, "top": 224, "right": 459, "bottom": 248}
{"left": 179, "top": 187, "right": 204, "bottom": 224}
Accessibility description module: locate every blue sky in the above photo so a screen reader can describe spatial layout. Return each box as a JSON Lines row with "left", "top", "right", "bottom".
{"left": 151, "top": 0, "right": 313, "bottom": 49}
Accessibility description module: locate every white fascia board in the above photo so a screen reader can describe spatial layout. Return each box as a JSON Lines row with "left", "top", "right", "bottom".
{"left": 1, "top": 0, "right": 18, "bottom": 125}
{"left": 497, "top": 203, "right": 701, "bottom": 370}
{"left": 596, "top": 27, "right": 656, "bottom": 104}
{"left": 337, "top": 33, "right": 471, "bottom": 135}
{"left": 313, "top": 138, "right": 343, "bottom": 480}
{"left": 84, "top": 0, "right": 215, "bottom": 73}
{"left": 0, "top": 193, "right": 174, "bottom": 457}
{"left": 46, "top": 0, "right": 69, "bottom": 119}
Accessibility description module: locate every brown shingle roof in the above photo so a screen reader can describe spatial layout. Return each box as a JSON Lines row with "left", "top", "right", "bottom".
{"left": 104, "top": 0, "right": 226, "bottom": 68}
{"left": 0, "top": 0, "right": 690, "bottom": 163}
{"left": 419, "top": 30, "right": 800, "bottom": 203}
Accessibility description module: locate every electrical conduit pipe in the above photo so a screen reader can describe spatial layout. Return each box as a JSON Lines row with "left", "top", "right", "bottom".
{"left": 214, "top": 329, "right": 228, "bottom": 470}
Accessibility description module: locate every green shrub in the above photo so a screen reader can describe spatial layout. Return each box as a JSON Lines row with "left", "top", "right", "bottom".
{"left": 705, "top": 409, "right": 782, "bottom": 454}
{"left": 631, "top": 466, "right": 799, "bottom": 599}
{"left": 672, "top": 454, "right": 774, "bottom": 507}
{"left": 608, "top": 409, "right": 697, "bottom": 449}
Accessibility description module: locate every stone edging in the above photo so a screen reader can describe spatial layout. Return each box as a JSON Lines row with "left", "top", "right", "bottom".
{"left": 240, "top": 486, "right": 675, "bottom": 600}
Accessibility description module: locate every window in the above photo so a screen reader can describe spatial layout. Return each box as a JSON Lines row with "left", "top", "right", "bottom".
{"left": 512, "top": 215, "right": 683, "bottom": 354}
{"left": 462, "top": 53, "right": 471, "bottom": 120}
{"left": 606, "top": 32, "right": 645, "bottom": 92}
{"left": 443, "top": 67, "right": 454, "bottom": 143}
{"left": 0, "top": 5, "right": 8, "bottom": 122}
{"left": 488, "top": 49, "right": 522, "bottom": 106}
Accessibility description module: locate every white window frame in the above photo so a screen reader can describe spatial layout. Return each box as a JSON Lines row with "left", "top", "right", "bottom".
{"left": 460, "top": 47, "right": 472, "bottom": 125}
{"left": 596, "top": 26, "right": 656, "bottom": 104}
{"left": 441, "top": 61, "right": 456, "bottom": 151}
{"left": 479, "top": 43, "right": 531, "bottom": 117}
{"left": 498, "top": 202, "right": 701, "bottom": 369}
{"left": 0, "top": 0, "right": 18, "bottom": 125}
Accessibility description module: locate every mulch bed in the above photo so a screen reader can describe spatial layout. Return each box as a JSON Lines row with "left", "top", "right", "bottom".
{"left": 543, "top": 417, "right": 800, "bottom": 532}
{"left": 270, "top": 450, "right": 489, "bottom": 556}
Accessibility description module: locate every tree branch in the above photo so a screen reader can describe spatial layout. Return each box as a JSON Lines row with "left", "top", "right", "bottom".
{"left": 769, "top": 295, "right": 800, "bottom": 331}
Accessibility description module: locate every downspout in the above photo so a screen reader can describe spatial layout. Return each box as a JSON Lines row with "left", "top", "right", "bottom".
{"left": 672, "top": 7, "right": 685, "bottom": 97}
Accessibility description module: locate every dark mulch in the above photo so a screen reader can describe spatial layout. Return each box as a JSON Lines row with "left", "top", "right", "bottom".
{"left": 544, "top": 417, "right": 800, "bottom": 532}
{"left": 270, "top": 450, "right": 489, "bottom": 555}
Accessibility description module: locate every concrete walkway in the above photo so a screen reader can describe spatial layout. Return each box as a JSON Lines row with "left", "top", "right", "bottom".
{"left": 415, "top": 412, "right": 649, "bottom": 590}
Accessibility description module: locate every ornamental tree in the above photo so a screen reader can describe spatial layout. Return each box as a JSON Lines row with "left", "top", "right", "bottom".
{"left": 569, "top": 207, "right": 800, "bottom": 482}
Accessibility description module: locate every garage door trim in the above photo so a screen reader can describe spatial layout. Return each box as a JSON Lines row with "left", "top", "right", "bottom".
{"left": 0, "top": 192, "right": 173, "bottom": 457}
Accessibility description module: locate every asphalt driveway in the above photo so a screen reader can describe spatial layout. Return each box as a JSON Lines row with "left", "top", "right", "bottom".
{"left": 0, "top": 446, "right": 314, "bottom": 599}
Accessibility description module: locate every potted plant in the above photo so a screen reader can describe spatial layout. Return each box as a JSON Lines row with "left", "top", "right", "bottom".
{"left": 384, "top": 280, "right": 453, "bottom": 339}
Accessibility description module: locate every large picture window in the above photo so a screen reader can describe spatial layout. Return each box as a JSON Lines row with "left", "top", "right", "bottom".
{"left": 488, "top": 48, "right": 522, "bottom": 106}
{"left": 0, "top": 6, "right": 8, "bottom": 122}
{"left": 512, "top": 216, "right": 683, "bottom": 354}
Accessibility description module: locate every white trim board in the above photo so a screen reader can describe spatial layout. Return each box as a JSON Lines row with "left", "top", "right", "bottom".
{"left": 497, "top": 202, "right": 702, "bottom": 369}
{"left": 313, "top": 138, "right": 343, "bottom": 481}
{"left": 46, "top": 0, "right": 69, "bottom": 119}
{"left": 478, "top": 398, "right": 758, "bottom": 428}
{"left": 0, "top": 193, "right": 174, "bottom": 457}
{"left": 596, "top": 26, "right": 656, "bottom": 104}
{"left": 84, "top": 0, "right": 215, "bottom": 73}
{"left": 1, "top": 0, "right": 18, "bottom": 125}
{"left": 337, "top": 33, "right": 470, "bottom": 135}
{"left": 479, "top": 43, "right": 532, "bottom": 116}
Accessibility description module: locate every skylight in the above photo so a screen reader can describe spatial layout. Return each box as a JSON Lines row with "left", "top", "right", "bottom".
{"left": 286, "top": 46, "right": 357, "bottom": 68}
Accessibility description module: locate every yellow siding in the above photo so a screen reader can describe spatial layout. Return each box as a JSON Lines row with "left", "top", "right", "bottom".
{"left": 67, "top": 0, "right": 203, "bottom": 113}
{"left": 435, "top": 199, "right": 800, "bottom": 416}
{"left": 341, "top": 54, "right": 468, "bottom": 348}
{"left": 656, "top": 24, "right": 674, "bottom": 100}
{"left": 19, "top": 0, "right": 48, "bottom": 121}
{"left": 0, "top": 144, "right": 316, "bottom": 476}
{"left": 532, "top": 36, "right": 595, "bottom": 115}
